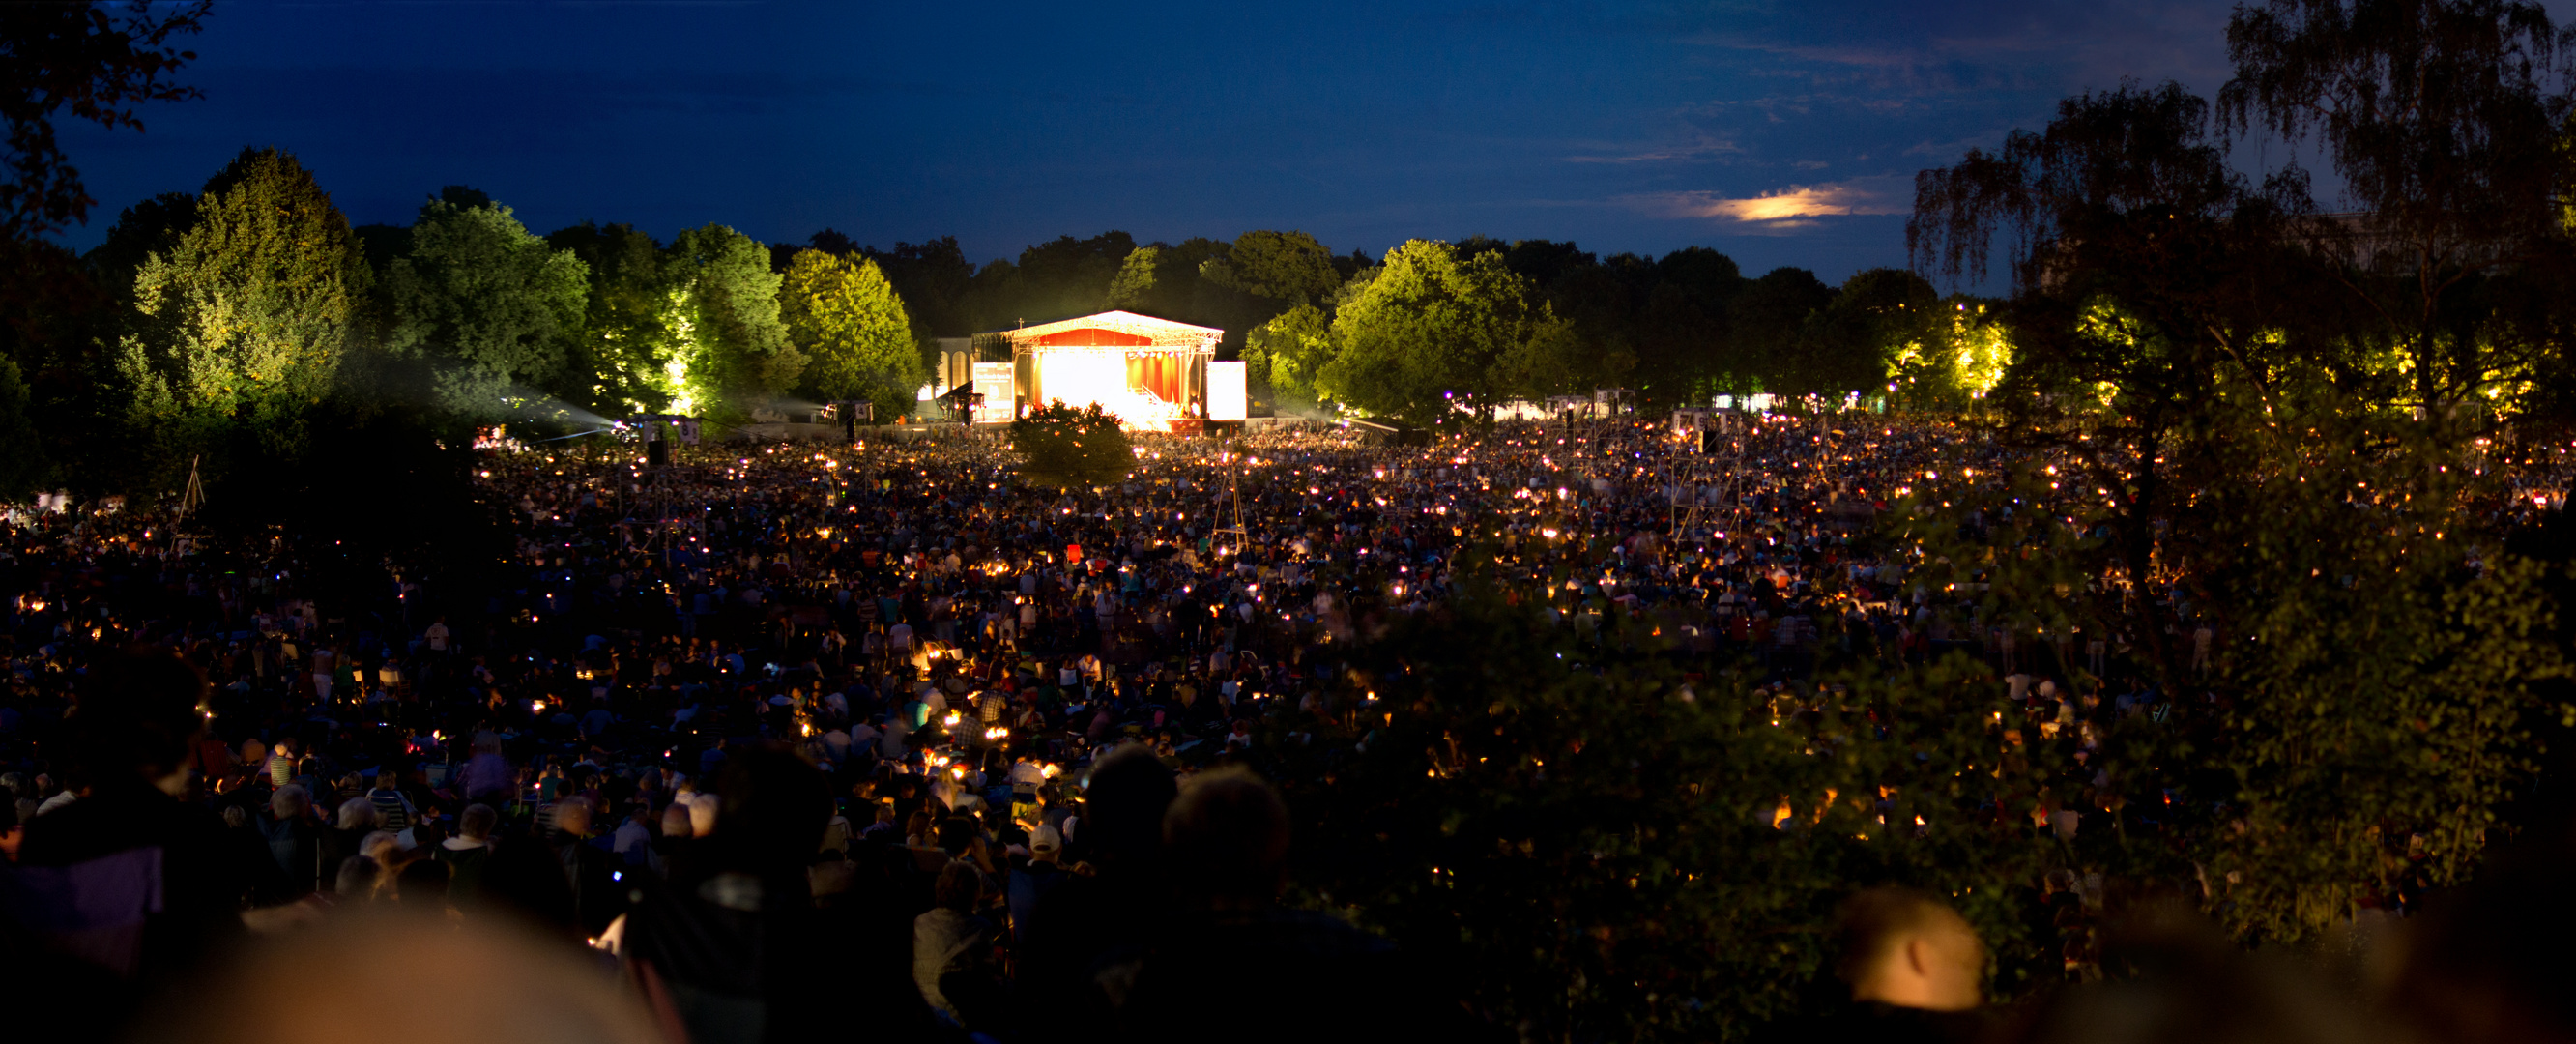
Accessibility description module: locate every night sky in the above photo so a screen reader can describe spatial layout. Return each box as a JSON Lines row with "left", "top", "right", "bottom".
{"left": 53, "top": 1, "right": 2552, "bottom": 284}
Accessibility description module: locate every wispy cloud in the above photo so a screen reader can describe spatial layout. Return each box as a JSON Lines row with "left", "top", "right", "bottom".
{"left": 1562, "top": 138, "right": 1740, "bottom": 164}
{"left": 1630, "top": 175, "right": 1911, "bottom": 231}
{"left": 1667, "top": 2, "right": 2239, "bottom": 97}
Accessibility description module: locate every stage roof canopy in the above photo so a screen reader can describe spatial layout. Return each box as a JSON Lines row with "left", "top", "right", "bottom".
{"left": 976, "top": 310, "right": 1224, "bottom": 350}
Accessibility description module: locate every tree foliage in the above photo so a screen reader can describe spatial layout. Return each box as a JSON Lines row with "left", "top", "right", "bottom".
{"left": 1785, "top": 267, "right": 1940, "bottom": 397}
{"left": 665, "top": 223, "right": 798, "bottom": 423}
{"left": 544, "top": 220, "right": 677, "bottom": 415}
{"left": 1892, "top": 2, "right": 2576, "bottom": 965}
{"left": 0, "top": 0, "right": 210, "bottom": 242}
{"left": 1319, "top": 240, "right": 1579, "bottom": 421}
{"left": 1269, "top": 567, "right": 2089, "bottom": 1043}
{"left": 1105, "top": 245, "right": 1162, "bottom": 310}
{"left": 111, "top": 147, "right": 365, "bottom": 475}
{"left": 382, "top": 187, "right": 588, "bottom": 418}
{"left": 779, "top": 247, "right": 922, "bottom": 410}
{"left": 1629, "top": 247, "right": 1743, "bottom": 408}
{"left": 0, "top": 3, "right": 210, "bottom": 500}
{"left": 1201, "top": 229, "right": 1342, "bottom": 305}
{"left": 770, "top": 227, "right": 1979, "bottom": 414}
{"left": 1008, "top": 398, "right": 1131, "bottom": 489}
{"left": 996, "top": 231, "right": 1138, "bottom": 322}
{"left": 2220, "top": 0, "right": 2574, "bottom": 408}
{"left": 0, "top": 356, "right": 45, "bottom": 501}
{"left": 1245, "top": 303, "right": 1335, "bottom": 409}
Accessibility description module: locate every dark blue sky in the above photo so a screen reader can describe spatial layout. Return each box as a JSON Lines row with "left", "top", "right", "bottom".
{"left": 59, "top": 0, "right": 2555, "bottom": 284}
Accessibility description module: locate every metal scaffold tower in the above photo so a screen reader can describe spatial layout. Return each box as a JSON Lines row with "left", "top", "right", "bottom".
{"left": 1670, "top": 413, "right": 1744, "bottom": 542}
{"left": 1207, "top": 442, "right": 1249, "bottom": 556}
{"left": 170, "top": 456, "right": 206, "bottom": 556}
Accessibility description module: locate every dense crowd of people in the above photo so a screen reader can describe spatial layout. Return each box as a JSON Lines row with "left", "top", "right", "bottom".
{"left": 0, "top": 412, "right": 2570, "bottom": 1043}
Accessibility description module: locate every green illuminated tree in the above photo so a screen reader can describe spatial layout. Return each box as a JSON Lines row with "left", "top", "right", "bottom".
{"left": 1201, "top": 229, "right": 1342, "bottom": 305}
{"left": 1885, "top": 299, "right": 2012, "bottom": 411}
{"left": 1909, "top": 79, "right": 2311, "bottom": 668}
{"left": 1320, "top": 239, "right": 1575, "bottom": 421}
{"left": 1105, "top": 245, "right": 1161, "bottom": 310}
{"left": 545, "top": 220, "right": 677, "bottom": 415}
{"left": 665, "top": 223, "right": 799, "bottom": 422}
{"left": 780, "top": 247, "right": 923, "bottom": 411}
{"left": 1786, "top": 267, "right": 1940, "bottom": 398}
{"left": 111, "top": 146, "right": 365, "bottom": 471}
{"left": 1245, "top": 303, "right": 1335, "bottom": 408}
{"left": 381, "top": 187, "right": 588, "bottom": 419}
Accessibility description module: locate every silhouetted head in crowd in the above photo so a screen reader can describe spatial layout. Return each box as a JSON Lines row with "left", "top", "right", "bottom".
{"left": 137, "top": 912, "right": 660, "bottom": 1044}
{"left": 1081, "top": 741, "right": 1176, "bottom": 873}
{"left": 935, "top": 859, "right": 982, "bottom": 914}
{"left": 68, "top": 649, "right": 208, "bottom": 795}
{"left": 709, "top": 741, "right": 833, "bottom": 880}
{"left": 1163, "top": 766, "right": 1289, "bottom": 911}
{"left": 459, "top": 803, "right": 498, "bottom": 842}
{"left": 1832, "top": 886, "right": 1984, "bottom": 1012}
{"left": 936, "top": 815, "right": 978, "bottom": 858}
{"left": 553, "top": 796, "right": 593, "bottom": 839}
{"left": 334, "top": 856, "right": 380, "bottom": 899}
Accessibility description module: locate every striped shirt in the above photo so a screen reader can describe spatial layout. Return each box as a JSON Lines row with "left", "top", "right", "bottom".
{"left": 366, "top": 788, "right": 415, "bottom": 832}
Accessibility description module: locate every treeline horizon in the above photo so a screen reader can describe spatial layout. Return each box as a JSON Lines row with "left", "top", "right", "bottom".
{"left": 770, "top": 225, "right": 1999, "bottom": 418}
{"left": 0, "top": 144, "right": 2004, "bottom": 506}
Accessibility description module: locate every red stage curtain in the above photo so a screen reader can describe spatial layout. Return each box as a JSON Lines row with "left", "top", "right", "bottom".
{"left": 1125, "top": 355, "right": 1181, "bottom": 405}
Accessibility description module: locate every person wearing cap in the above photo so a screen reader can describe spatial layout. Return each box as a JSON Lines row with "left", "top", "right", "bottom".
{"left": 1007, "top": 752, "right": 1048, "bottom": 798}
{"left": 1005, "top": 822, "right": 1067, "bottom": 944}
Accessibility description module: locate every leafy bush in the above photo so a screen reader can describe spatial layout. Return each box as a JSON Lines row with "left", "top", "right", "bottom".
{"left": 1263, "top": 576, "right": 2059, "bottom": 1043}
{"left": 1008, "top": 398, "right": 1131, "bottom": 489}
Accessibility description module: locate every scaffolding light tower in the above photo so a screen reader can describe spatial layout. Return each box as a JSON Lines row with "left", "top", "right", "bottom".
{"left": 1207, "top": 440, "right": 1250, "bottom": 557}
{"left": 170, "top": 455, "right": 206, "bottom": 556}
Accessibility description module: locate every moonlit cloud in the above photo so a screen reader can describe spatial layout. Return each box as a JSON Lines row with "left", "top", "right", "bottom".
{"left": 1633, "top": 176, "right": 1911, "bottom": 229}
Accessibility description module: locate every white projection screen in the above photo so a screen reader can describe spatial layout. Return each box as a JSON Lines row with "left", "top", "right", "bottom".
{"left": 1037, "top": 350, "right": 1125, "bottom": 414}
{"left": 970, "top": 362, "right": 1014, "bottom": 423}
{"left": 1206, "top": 361, "right": 1248, "bottom": 421}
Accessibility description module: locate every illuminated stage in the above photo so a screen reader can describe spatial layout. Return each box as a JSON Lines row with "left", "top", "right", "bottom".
{"left": 970, "top": 311, "right": 1241, "bottom": 430}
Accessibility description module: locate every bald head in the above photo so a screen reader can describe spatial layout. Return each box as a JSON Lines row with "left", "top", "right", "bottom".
{"left": 1834, "top": 886, "right": 1985, "bottom": 1012}
{"left": 553, "top": 796, "right": 593, "bottom": 837}
{"left": 141, "top": 912, "right": 660, "bottom": 1044}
